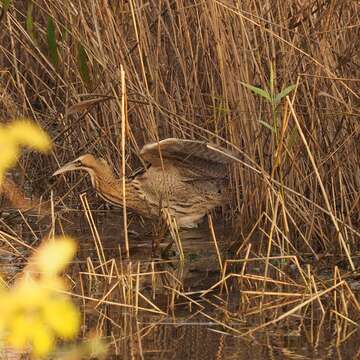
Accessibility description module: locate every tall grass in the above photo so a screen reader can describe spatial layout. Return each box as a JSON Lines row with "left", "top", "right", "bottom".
{"left": 0, "top": 1, "right": 360, "bottom": 351}
{"left": 2, "top": 0, "right": 359, "bottom": 256}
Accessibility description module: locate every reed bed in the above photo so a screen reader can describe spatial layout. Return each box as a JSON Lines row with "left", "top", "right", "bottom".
{"left": 1, "top": 0, "right": 360, "bottom": 357}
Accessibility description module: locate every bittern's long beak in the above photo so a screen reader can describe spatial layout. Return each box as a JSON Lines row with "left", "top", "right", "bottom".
{"left": 52, "top": 161, "right": 80, "bottom": 176}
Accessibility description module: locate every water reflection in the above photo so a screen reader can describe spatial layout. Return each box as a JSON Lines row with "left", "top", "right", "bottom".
{"left": 1, "top": 210, "right": 360, "bottom": 359}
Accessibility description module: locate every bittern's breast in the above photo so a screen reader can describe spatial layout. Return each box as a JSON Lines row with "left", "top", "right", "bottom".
{"left": 136, "top": 165, "right": 226, "bottom": 226}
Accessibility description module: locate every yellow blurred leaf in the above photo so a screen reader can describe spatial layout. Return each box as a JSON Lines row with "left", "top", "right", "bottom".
{"left": 44, "top": 298, "right": 80, "bottom": 339}
{"left": 8, "top": 119, "right": 51, "bottom": 152}
{"left": 15, "top": 278, "right": 49, "bottom": 307}
{"left": 0, "top": 141, "right": 18, "bottom": 183}
{"left": 33, "top": 237, "right": 77, "bottom": 276}
{"left": 0, "top": 119, "right": 52, "bottom": 183}
{"left": 7, "top": 314, "right": 31, "bottom": 350}
{"left": 0, "top": 233, "right": 80, "bottom": 358}
{"left": 31, "top": 320, "right": 54, "bottom": 357}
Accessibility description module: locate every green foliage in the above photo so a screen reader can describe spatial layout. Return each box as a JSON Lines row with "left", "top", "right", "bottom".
{"left": 0, "top": 0, "right": 11, "bottom": 13}
{"left": 0, "top": 0, "right": 11, "bottom": 23}
{"left": 258, "top": 119, "right": 275, "bottom": 132}
{"left": 274, "top": 84, "right": 296, "bottom": 105}
{"left": 241, "top": 65, "right": 297, "bottom": 183}
{"left": 240, "top": 69, "right": 296, "bottom": 134}
{"left": 240, "top": 81, "right": 295, "bottom": 108}
{"left": 47, "top": 16, "right": 58, "bottom": 67}
{"left": 26, "top": 1, "right": 35, "bottom": 41}
{"left": 188, "top": 253, "right": 200, "bottom": 262}
{"left": 240, "top": 82, "right": 271, "bottom": 102}
{"left": 77, "top": 44, "right": 90, "bottom": 84}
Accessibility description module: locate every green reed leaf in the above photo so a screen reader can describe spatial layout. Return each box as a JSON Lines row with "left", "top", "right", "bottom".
{"left": 47, "top": 16, "right": 58, "bottom": 67}
{"left": 240, "top": 82, "right": 271, "bottom": 102}
{"left": 26, "top": 1, "right": 35, "bottom": 41}
{"left": 258, "top": 119, "right": 275, "bottom": 132}
{"left": 275, "top": 84, "right": 296, "bottom": 104}
{"left": 0, "top": 0, "right": 11, "bottom": 22}
{"left": 1, "top": 0, "right": 11, "bottom": 12}
{"left": 77, "top": 44, "right": 90, "bottom": 84}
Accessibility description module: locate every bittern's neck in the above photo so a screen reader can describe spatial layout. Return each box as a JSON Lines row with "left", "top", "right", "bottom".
{"left": 91, "top": 168, "right": 148, "bottom": 216}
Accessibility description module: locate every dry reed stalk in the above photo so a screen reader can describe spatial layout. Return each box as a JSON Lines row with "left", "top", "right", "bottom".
{"left": 1, "top": 0, "right": 360, "bottom": 351}
{"left": 78, "top": 263, "right": 170, "bottom": 316}
{"left": 202, "top": 272, "right": 304, "bottom": 299}
{"left": 80, "top": 261, "right": 173, "bottom": 312}
{"left": 260, "top": 191, "right": 280, "bottom": 311}
{"left": 16, "top": 210, "right": 39, "bottom": 243}
{"left": 163, "top": 285, "right": 243, "bottom": 335}
{"left": 287, "top": 97, "right": 355, "bottom": 271}
{"left": 0, "top": 230, "right": 34, "bottom": 253}
{"left": 119, "top": 66, "right": 129, "bottom": 258}
{"left": 208, "top": 214, "right": 223, "bottom": 273}
{"left": 80, "top": 193, "right": 108, "bottom": 275}
{"left": 241, "top": 280, "right": 346, "bottom": 337}
{"left": 164, "top": 211, "right": 184, "bottom": 261}
{"left": 3, "top": 0, "right": 358, "bottom": 264}
{"left": 60, "top": 289, "right": 166, "bottom": 315}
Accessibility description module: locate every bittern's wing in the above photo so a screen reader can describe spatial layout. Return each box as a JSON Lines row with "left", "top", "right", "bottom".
{"left": 140, "top": 138, "right": 237, "bottom": 178}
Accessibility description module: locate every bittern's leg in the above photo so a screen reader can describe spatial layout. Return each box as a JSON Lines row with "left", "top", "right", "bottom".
{"left": 151, "top": 217, "right": 169, "bottom": 257}
{"left": 160, "top": 213, "right": 182, "bottom": 259}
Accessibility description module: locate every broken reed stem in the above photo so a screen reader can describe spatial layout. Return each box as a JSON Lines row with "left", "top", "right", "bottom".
{"left": 80, "top": 193, "right": 108, "bottom": 275}
{"left": 60, "top": 288, "right": 166, "bottom": 315}
{"left": 241, "top": 280, "right": 346, "bottom": 337}
{"left": 261, "top": 192, "right": 280, "bottom": 311}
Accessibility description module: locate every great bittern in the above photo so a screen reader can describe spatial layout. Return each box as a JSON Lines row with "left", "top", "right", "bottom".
{"left": 53, "top": 138, "right": 237, "bottom": 227}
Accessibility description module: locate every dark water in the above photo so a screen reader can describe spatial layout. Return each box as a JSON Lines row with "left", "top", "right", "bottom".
{"left": 1, "top": 209, "right": 360, "bottom": 359}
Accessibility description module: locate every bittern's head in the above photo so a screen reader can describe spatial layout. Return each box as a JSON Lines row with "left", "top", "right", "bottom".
{"left": 53, "top": 154, "right": 115, "bottom": 186}
{"left": 52, "top": 154, "right": 98, "bottom": 177}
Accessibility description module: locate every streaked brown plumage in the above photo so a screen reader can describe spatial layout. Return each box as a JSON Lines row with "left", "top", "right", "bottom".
{"left": 53, "top": 138, "right": 236, "bottom": 227}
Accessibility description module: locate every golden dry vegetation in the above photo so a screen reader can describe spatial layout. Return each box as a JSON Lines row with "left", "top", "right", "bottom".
{"left": 0, "top": 0, "right": 360, "bottom": 358}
